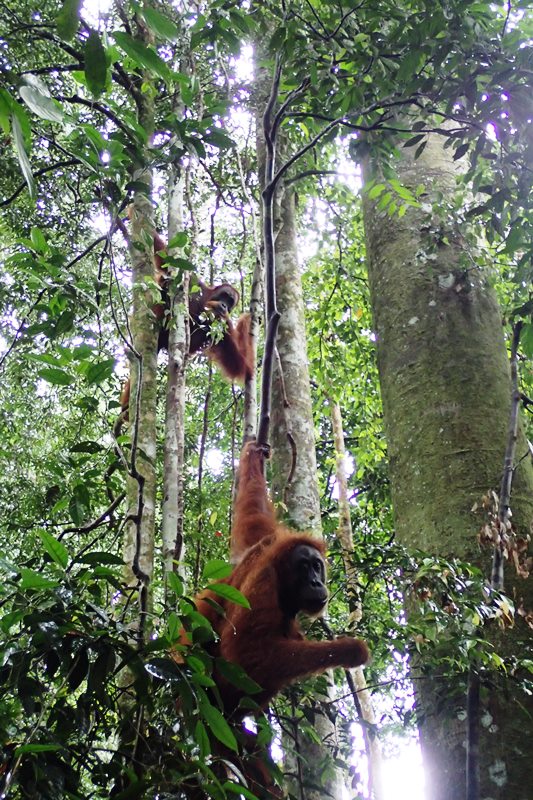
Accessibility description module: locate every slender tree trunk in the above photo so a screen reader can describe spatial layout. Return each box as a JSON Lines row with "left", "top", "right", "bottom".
{"left": 162, "top": 161, "right": 189, "bottom": 588}
{"left": 162, "top": 29, "right": 192, "bottom": 590}
{"left": 254, "top": 53, "right": 344, "bottom": 799}
{"left": 331, "top": 402, "right": 385, "bottom": 800}
{"left": 268, "top": 182, "right": 343, "bottom": 800}
{"left": 269, "top": 188, "right": 321, "bottom": 532}
{"left": 122, "top": 63, "right": 157, "bottom": 638}
{"left": 362, "top": 127, "right": 533, "bottom": 800}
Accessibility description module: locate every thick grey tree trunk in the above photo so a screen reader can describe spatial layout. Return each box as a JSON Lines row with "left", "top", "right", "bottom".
{"left": 363, "top": 128, "right": 533, "bottom": 800}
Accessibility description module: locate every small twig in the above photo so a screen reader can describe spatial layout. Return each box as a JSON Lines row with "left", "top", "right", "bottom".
{"left": 0, "top": 288, "right": 47, "bottom": 370}
{"left": 502, "top": 0, "right": 512, "bottom": 37}
{"left": 0, "top": 159, "right": 79, "bottom": 207}
{"left": 59, "top": 492, "right": 126, "bottom": 541}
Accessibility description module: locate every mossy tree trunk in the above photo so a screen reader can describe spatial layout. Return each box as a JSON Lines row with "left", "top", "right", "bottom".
{"left": 363, "top": 129, "right": 533, "bottom": 800}
{"left": 122, "top": 29, "right": 157, "bottom": 640}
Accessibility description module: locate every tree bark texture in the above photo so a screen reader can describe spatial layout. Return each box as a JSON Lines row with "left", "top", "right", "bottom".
{"left": 123, "top": 189, "right": 158, "bottom": 597}
{"left": 363, "top": 130, "right": 533, "bottom": 800}
{"left": 162, "top": 163, "right": 189, "bottom": 586}
{"left": 122, "top": 42, "right": 157, "bottom": 633}
{"left": 270, "top": 187, "right": 321, "bottom": 532}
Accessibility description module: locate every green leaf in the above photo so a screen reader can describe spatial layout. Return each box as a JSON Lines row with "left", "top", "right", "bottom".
{"left": 167, "top": 611, "right": 181, "bottom": 641}
{"left": 403, "top": 134, "right": 426, "bottom": 149}
{"left": 520, "top": 323, "right": 533, "bottom": 359}
{"left": 454, "top": 142, "right": 470, "bottom": 161}
{"left": 204, "top": 128, "right": 236, "bottom": 150}
{"left": 84, "top": 32, "right": 108, "bottom": 97}
{"left": 0, "top": 88, "right": 12, "bottom": 134}
{"left": 168, "top": 231, "right": 188, "bottom": 249}
{"left": 15, "top": 743, "right": 62, "bottom": 755}
{"left": 113, "top": 31, "right": 172, "bottom": 82}
{"left": 208, "top": 583, "right": 250, "bottom": 609}
{"left": 142, "top": 6, "right": 180, "bottom": 40}
{"left": 38, "top": 367, "right": 75, "bottom": 386}
{"left": 56, "top": 0, "right": 82, "bottom": 39}
{"left": 70, "top": 440, "right": 103, "bottom": 454}
{"left": 20, "top": 85, "right": 64, "bottom": 124}
{"left": 215, "top": 659, "right": 261, "bottom": 694}
{"left": 199, "top": 701, "right": 238, "bottom": 751}
{"left": 85, "top": 358, "right": 115, "bottom": 385}
{"left": 12, "top": 114, "right": 35, "bottom": 200}
{"left": 19, "top": 568, "right": 58, "bottom": 590}
{"left": 167, "top": 572, "right": 184, "bottom": 597}
{"left": 367, "top": 182, "right": 385, "bottom": 199}
{"left": 30, "top": 227, "right": 47, "bottom": 253}
{"left": 389, "top": 179, "right": 419, "bottom": 204}
{"left": 195, "top": 720, "right": 211, "bottom": 760}
{"left": 222, "top": 781, "right": 260, "bottom": 800}
{"left": 38, "top": 529, "right": 68, "bottom": 569}
{"left": 203, "top": 559, "right": 232, "bottom": 581}
{"left": 75, "top": 551, "right": 124, "bottom": 566}
{"left": 145, "top": 657, "right": 182, "bottom": 681}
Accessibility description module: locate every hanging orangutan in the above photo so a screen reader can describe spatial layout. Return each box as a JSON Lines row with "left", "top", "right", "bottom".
{"left": 193, "top": 439, "right": 369, "bottom": 717}
{"left": 180, "top": 440, "right": 368, "bottom": 798}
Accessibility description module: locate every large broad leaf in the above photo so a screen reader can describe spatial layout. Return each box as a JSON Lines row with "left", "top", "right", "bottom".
{"left": 195, "top": 720, "right": 211, "bottom": 761}
{"left": 199, "top": 701, "right": 238, "bottom": 752}
{"left": 167, "top": 572, "right": 184, "bottom": 598}
{"left": 85, "top": 358, "right": 115, "bottom": 385}
{"left": 38, "top": 529, "right": 68, "bottom": 569}
{"left": 12, "top": 114, "right": 35, "bottom": 200}
{"left": 20, "top": 85, "right": 64, "bottom": 124}
{"left": 208, "top": 583, "right": 250, "bottom": 609}
{"left": 113, "top": 31, "right": 172, "bottom": 82}
{"left": 38, "top": 367, "right": 75, "bottom": 386}
{"left": 203, "top": 559, "right": 232, "bottom": 581}
{"left": 142, "top": 6, "right": 180, "bottom": 40}
{"left": 75, "top": 551, "right": 124, "bottom": 566}
{"left": 15, "top": 743, "right": 62, "bottom": 755}
{"left": 0, "top": 88, "right": 12, "bottom": 134}
{"left": 19, "top": 568, "right": 58, "bottom": 590}
{"left": 223, "top": 781, "right": 260, "bottom": 800}
{"left": 56, "top": 0, "right": 82, "bottom": 39}
{"left": 84, "top": 32, "right": 108, "bottom": 97}
{"left": 215, "top": 659, "right": 261, "bottom": 694}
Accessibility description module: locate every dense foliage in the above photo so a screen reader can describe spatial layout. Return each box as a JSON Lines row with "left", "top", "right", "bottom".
{"left": 0, "top": 0, "right": 532, "bottom": 798}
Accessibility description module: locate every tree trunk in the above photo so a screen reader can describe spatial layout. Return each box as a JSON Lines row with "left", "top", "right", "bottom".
{"left": 254, "top": 53, "right": 344, "bottom": 799}
{"left": 162, "top": 162, "right": 189, "bottom": 589}
{"left": 269, "top": 183, "right": 343, "bottom": 800}
{"left": 122, "top": 77, "right": 157, "bottom": 639}
{"left": 363, "top": 128, "right": 533, "bottom": 800}
{"left": 269, "top": 187, "right": 321, "bottom": 533}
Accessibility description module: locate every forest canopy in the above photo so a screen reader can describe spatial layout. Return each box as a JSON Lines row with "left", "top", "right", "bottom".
{"left": 0, "top": 1, "right": 532, "bottom": 799}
